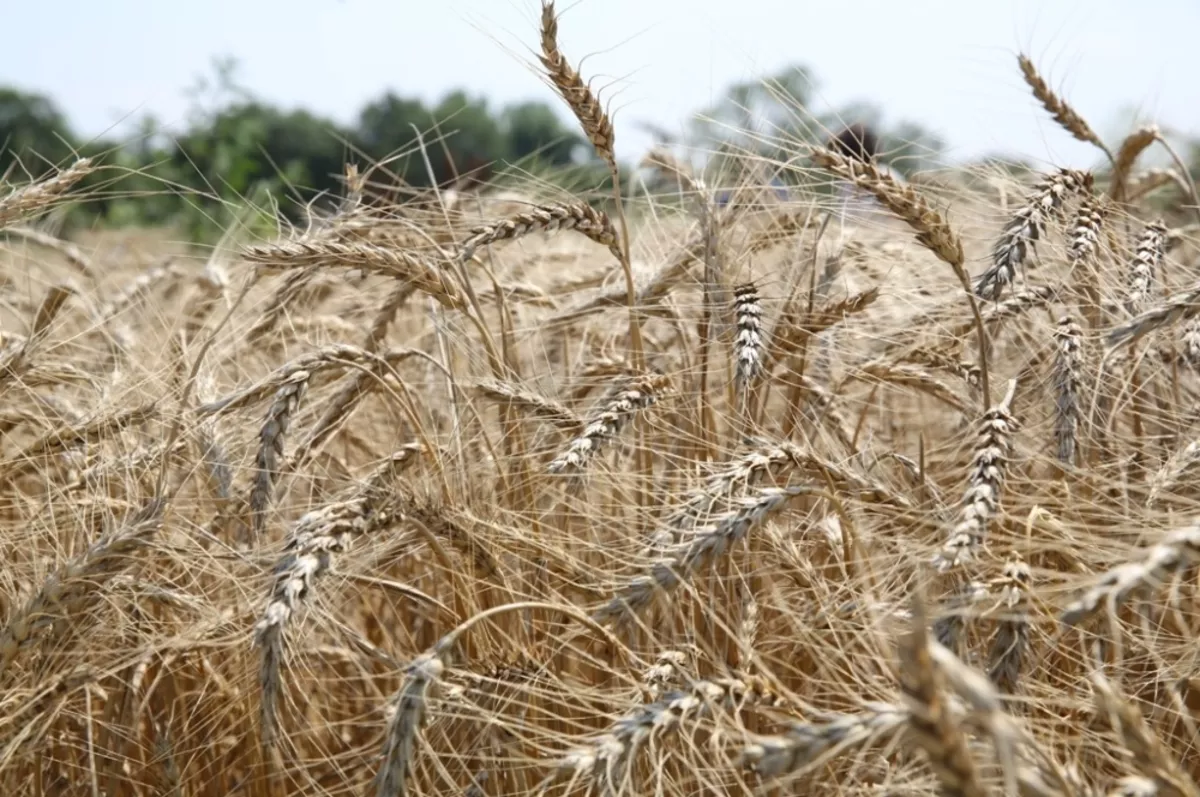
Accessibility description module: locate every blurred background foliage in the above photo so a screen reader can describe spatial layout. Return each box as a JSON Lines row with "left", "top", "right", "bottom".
{"left": 2, "top": 57, "right": 1191, "bottom": 243}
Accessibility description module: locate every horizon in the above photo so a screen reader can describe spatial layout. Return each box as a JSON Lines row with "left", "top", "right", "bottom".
{"left": 6, "top": 0, "right": 1200, "bottom": 171}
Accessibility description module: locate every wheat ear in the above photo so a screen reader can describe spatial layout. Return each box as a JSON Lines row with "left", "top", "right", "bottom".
{"left": 1053, "top": 317, "right": 1084, "bottom": 466}
{"left": 977, "top": 169, "right": 1093, "bottom": 300}
{"left": 1107, "top": 282, "right": 1200, "bottom": 351}
{"left": 550, "top": 675, "right": 788, "bottom": 792}
{"left": 987, "top": 553, "right": 1032, "bottom": 693}
{"left": 256, "top": 446, "right": 423, "bottom": 750}
{"left": 458, "top": 201, "right": 621, "bottom": 263}
{"left": 642, "top": 148, "right": 705, "bottom": 194}
{"left": 548, "top": 373, "right": 669, "bottom": 475}
{"left": 197, "top": 344, "right": 382, "bottom": 415}
{"left": 291, "top": 349, "right": 423, "bottom": 472}
{"left": 741, "top": 703, "right": 909, "bottom": 779}
{"left": 538, "top": 0, "right": 644, "bottom": 370}
{"left": 374, "top": 601, "right": 590, "bottom": 797}
{"left": 809, "top": 146, "right": 992, "bottom": 402}
{"left": 249, "top": 373, "right": 309, "bottom": 540}
{"left": 1090, "top": 673, "right": 1200, "bottom": 797}
{"left": 0, "top": 158, "right": 95, "bottom": 228}
{"left": 1018, "top": 55, "right": 1112, "bottom": 160}
{"left": 899, "top": 593, "right": 987, "bottom": 797}
{"left": 732, "top": 282, "right": 766, "bottom": 394}
{"left": 476, "top": 380, "right": 583, "bottom": 431}
{"left": 1125, "top": 220, "right": 1168, "bottom": 314}
{"left": 538, "top": 2, "right": 615, "bottom": 168}
{"left": 242, "top": 239, "right": 466, "bottom": 310}
{"left": 771, "top": 287, "right": 880, "bottom": 362}
{"left": 810, "top": 147, "right": 965, "bottom": 268}
{"left": 1060, "top": 522, "right": 1200, "bottom": 627}
{"left": 1147, "top": 440, "right": 1200, "bottom": 508}
{"left": 1067, "top": 196, "right": 1107, "bottom": 266}
{"left": 1110, "top": 126, "right": 1159, "bottom": 202}
{"left": 0, "top": 499, "right": 165, "bottom": 678}
{"left": 594, "top": 484, "right": 810, "bottom": 625}
{"left": 934, "top": 379, "right": 1019, "bottom": 572}
{"left": 2, "top": 226, "right": 95, "bottom": 279}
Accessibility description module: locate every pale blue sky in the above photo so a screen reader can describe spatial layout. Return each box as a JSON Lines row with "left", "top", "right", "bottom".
{"left": 5, "top": 0, "right": 1199, "bottom": 168}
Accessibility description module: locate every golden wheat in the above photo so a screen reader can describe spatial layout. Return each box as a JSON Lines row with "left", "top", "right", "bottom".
{"left": 2, "top": 21, "right": 1200, "bottom": 797}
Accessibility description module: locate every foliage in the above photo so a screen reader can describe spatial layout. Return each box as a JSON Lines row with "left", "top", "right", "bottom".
{"left": 688, "top": 63, "right": 946, "bottom": 184}
{"left": 0, "top": 60, "right": 591, "bottom": 242}
{"left": 4, "top": 57, "right": 1196, "bottom": 243}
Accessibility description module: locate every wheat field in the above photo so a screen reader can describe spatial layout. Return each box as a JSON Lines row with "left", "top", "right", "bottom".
{"left": 3, "top": 4, "right": 1200, "bottom": 796}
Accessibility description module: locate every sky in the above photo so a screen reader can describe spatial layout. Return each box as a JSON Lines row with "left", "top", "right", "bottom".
{"left": 5, "top": 0, "right": 1200, "bottom": 170}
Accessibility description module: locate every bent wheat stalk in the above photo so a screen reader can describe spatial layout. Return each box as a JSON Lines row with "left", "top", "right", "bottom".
{"left": 256, "top": 446, "right": 424, "bottom": 750}
{"left": 809, "top": 145, "right": 991, "bottom": 404}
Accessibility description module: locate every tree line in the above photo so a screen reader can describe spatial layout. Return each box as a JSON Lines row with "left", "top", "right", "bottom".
{"left": 1, "top": 59, "right": 608, "bottom": 238}
{"left": 1, "top": 58, "right": 967, "bottom": 240}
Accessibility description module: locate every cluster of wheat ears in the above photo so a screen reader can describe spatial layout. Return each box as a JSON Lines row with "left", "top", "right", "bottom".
{"left": 3, "top": 5, "right": 1200, "bottom": 797}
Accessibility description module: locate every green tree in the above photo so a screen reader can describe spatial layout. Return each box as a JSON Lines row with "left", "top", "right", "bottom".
{"left": 0, "top": 88, "right": 77, "bottom": 178}
{"left": 423, "top": 91, "right": 502, "bottom": 185}
{"left": 500, "top": 100, "right": 582, "bottom": 167}
{"left": 685, "top": 64, "right": 946, "bottom": 182}
{"left": 354, "top": 91, "right": 429, "bottom": 184}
